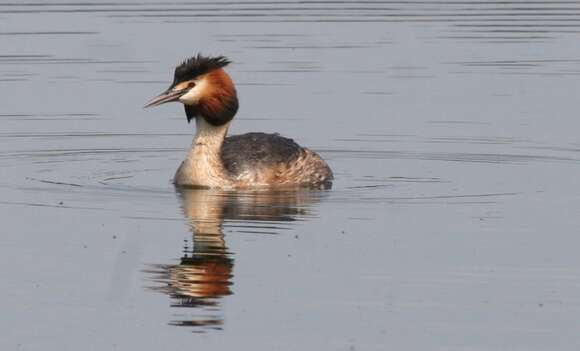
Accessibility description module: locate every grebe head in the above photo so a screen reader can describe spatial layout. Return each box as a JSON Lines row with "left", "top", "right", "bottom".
{"left": 145, "top": 54, "right": 239, "bottom": 126}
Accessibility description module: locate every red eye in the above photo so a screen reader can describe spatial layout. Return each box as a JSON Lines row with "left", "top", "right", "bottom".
{"left": 188, "top": 81, "right": 196, "bottom": 88}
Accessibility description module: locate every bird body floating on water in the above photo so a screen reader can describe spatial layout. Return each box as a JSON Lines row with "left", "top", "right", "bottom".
{"left": 145, "top": 55, "right": 333, "bottom": 189}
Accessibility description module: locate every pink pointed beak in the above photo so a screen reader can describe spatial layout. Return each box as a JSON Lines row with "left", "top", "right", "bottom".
{"left": 144, "top": 88, "right": 187, "bottom": 108}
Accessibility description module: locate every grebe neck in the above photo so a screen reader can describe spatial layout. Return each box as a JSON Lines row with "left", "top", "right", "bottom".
{"left": 192, "top": 116, "right": 229, "bottom": 151}
{"left": 173, "top": 117, "right": 232, "bottom": 187}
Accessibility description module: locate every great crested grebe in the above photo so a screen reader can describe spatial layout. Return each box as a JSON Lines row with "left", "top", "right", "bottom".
{"left": 145, "top": 54, "right": 333, "bottom": 189}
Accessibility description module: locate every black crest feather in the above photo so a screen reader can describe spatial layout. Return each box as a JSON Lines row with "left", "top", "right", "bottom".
{"left": 172, "top": 54, "right": 231, "bottom": 85}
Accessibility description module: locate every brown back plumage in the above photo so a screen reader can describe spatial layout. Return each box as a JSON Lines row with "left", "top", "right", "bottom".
{"left": 221, "top": 132, "right": 333, "bottom": 188}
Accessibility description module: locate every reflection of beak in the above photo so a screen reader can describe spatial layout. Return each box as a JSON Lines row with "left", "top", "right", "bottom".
{"left": 144, "top": 88, "right": 187, "bottom": 108}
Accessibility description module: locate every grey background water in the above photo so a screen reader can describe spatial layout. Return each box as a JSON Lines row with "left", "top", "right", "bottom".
{"left": 1, "top": 1, "right": 580, "bottom": 350}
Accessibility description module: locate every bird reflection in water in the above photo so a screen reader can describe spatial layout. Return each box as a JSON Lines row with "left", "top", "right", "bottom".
{"left": 146, "top": 187, "right": 327, "bottom": 331}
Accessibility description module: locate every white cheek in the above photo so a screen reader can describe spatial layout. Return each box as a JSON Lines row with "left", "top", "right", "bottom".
{"left": 178, "top": 77, "right": 209, "bottom": 105}
{"left": 179, "top": 86, "right": 202, "bottom": 104}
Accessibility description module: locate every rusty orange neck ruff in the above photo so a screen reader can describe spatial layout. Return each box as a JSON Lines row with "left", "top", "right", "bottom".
{"left": 184, "top": 68, "right": 239, "bottom": 126}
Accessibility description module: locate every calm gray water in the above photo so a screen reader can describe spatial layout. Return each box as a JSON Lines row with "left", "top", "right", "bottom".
{"left": 1, "top": 1, "right": 580, "bottom": 350}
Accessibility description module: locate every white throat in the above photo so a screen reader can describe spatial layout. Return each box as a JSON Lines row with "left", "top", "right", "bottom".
{"left": 192, "top": 117, "right": 229, "bottom": 148}
{"left": 173, "top": 117, "right": 232, "bottom": 188}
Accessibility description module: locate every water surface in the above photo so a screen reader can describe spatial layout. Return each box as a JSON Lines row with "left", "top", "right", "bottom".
{"left": 1, "top": 1, "right": 580, "bottom": 350}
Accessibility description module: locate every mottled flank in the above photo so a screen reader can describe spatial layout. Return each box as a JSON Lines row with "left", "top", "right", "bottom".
{"left": 221, "top": 132, "right": 333, "bottom": 188}
{"left": 173, "top": 55, "right": 231, "bottom": 86}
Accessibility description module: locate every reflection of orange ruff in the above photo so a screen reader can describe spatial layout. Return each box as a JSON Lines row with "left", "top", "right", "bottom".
{"left": 168, "top": 255, "right": 233, "bottom": 299}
